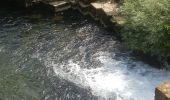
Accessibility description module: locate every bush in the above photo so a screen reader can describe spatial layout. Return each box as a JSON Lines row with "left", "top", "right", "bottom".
{"left": 120, "top": 0, "right": 170, "bottom": 60}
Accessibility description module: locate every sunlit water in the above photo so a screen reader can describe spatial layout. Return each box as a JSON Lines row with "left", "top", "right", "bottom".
{"left": 0, "top": 8, "right": 170, "bottom": 100}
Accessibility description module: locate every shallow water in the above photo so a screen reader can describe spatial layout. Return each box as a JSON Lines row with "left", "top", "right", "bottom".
{"left": 0, "top": 8, "right": 170, "bottom": 100}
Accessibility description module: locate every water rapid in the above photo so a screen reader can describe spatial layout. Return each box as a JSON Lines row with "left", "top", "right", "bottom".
{"left": 0, "top": 8, "right": 170, "bottom": 100}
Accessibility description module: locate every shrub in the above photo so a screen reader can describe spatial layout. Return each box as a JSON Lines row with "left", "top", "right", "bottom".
{"left": 120, "top": 0, "right": 170, "bottom": 60}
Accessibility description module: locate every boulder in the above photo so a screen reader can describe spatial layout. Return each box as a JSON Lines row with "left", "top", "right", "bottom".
{"left": 155, "top": 81, "right": 170, "bottom": 100}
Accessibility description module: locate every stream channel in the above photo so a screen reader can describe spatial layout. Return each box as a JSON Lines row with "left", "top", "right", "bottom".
{"left": 0, "top": 7, "right": 170, "bottom": 100}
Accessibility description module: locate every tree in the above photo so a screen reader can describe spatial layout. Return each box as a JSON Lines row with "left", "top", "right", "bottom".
{"left": 120, "top": 0, "right": 170, "bottom": 62}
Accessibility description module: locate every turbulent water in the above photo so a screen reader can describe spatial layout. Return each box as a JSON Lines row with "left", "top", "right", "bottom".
{"left": 0, "top": 8, "right": 170, "bottom": 100}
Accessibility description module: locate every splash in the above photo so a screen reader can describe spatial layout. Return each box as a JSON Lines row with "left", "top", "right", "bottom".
{"left": 41, "top": 50, "right": 170, "bottom": 100}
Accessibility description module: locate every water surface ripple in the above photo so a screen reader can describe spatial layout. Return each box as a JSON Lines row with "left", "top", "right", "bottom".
{"left": 0, "top": 9, "right": 170, "bottom": 100}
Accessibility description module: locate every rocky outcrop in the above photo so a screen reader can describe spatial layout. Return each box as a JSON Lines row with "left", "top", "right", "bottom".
{"left": 5, "top": 0, "right": 117, "bottom": 28}
{"left": 155, "top": 81, "right": 170, "bottom": 100}
{"left": 71, "top": 0, "right": 117, "bottom": 28}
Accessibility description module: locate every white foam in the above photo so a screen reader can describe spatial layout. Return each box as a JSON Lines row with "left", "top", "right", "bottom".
{"left": 47, "top": 51, "right": 170, "bottom": 100}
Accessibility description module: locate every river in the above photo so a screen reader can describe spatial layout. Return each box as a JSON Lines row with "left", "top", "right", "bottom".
{"left": 0, "top": 7, "right": 170, "bottom": 100}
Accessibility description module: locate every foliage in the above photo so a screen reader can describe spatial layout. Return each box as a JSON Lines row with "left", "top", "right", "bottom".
{"left": 120, "top": 0, "right": 170, "bottom": 59}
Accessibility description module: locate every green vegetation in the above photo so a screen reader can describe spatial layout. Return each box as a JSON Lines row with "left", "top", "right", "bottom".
{"left": 120, "top": 0, "right": 170, "bottom": 61}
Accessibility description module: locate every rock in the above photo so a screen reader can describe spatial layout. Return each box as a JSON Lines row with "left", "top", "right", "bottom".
{"left": 155, "top": 81, "right": 170, "bottom": 100}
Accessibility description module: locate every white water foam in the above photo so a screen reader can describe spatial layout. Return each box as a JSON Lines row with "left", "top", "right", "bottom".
{"left": 47, "top": 51, "right": 170, "bottom": 100}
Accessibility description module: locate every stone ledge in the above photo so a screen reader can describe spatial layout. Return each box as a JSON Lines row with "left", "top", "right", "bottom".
{"left": 91, "top": 2, "right": 117, "bottom": 16}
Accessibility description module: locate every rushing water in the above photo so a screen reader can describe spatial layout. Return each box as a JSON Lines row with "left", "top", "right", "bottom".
{"left": 0, "top": 7, "right": 170, "bottom": 100}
